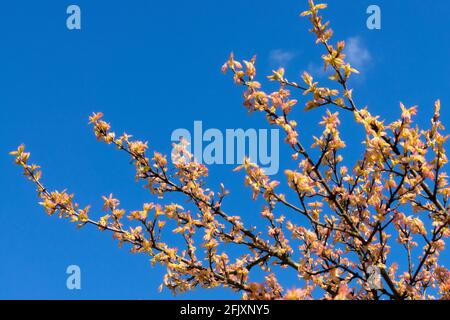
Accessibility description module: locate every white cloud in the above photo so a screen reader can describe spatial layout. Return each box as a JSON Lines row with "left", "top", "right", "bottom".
{"left": 306, "top": 61, "right": 328, "bottom": 78}
{"left": 344, "top": 37, "right": 371, "bottom": 69}
{"left": 269, "top": 49, "right": 295, "bottom": 67}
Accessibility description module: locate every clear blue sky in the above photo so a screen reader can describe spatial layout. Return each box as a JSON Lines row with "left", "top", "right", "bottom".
{"left": 1, "top": 0, "right": 449, "bottom": 299}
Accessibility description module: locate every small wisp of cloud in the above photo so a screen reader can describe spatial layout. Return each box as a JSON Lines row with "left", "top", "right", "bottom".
{"left": 269, "top": 49, "right": 295, "bottom": 68}
{"left": 344, "top": 36, "right": 371, "bottom": 70}
{"left": 306, "top": 61, "right": 329, "bottom": 78}
{"left": 306, "top": 36, "right": 372, "bottom": 80}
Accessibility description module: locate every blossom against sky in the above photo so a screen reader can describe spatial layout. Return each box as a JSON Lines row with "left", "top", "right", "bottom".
{"left": 0, "top": 0, "right": 449, "bottom": 299}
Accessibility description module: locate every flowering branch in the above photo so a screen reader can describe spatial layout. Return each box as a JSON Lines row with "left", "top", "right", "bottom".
{"left": 11, "top": 0, "right": 450, "bottom": 300}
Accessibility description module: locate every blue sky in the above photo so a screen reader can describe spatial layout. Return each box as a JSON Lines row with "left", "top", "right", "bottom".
{"left": 0, "top": 0, "right": 449, "bottom": 299}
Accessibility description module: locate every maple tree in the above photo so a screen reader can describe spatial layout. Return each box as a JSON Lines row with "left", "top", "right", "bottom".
{"left": 11, "top": 1, "right": 450, "bottom": 300}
